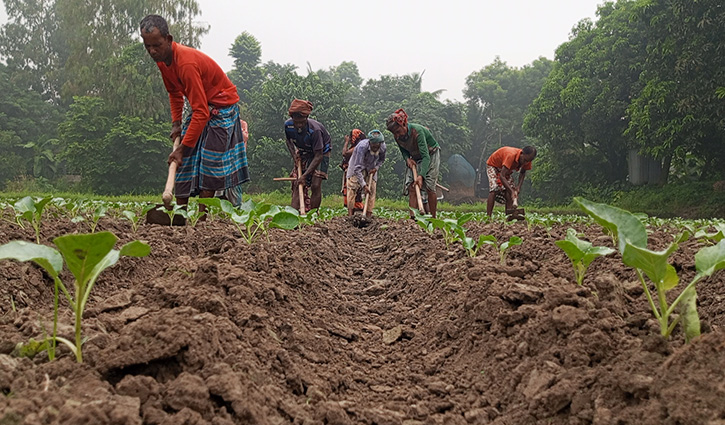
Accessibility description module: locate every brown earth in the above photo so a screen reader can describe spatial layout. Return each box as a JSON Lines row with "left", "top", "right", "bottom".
{"left": 1, "top": 214, "right": 724, "bottom": 425}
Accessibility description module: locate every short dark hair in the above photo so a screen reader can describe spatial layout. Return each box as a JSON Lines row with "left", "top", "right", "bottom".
{"left": 140, "top": 15, "right": 169, "bottom": 37}
{"left": 523, "top": 146, "right": 537, "bottom": 158}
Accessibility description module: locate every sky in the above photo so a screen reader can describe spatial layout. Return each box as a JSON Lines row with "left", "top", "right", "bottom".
{"left": 0, "top": 0, "right": 604, "bottom": 102}
{"left": 193, "top": 0, "right": 604, "bottom": 101}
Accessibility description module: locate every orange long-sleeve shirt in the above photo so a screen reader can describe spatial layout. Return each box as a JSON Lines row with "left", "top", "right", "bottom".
{"left": 156, "top": 42, "right": 239, "bottom": 147}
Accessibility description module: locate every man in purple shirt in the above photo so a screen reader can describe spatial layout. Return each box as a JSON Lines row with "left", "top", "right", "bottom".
{"left": 346, "top": 130, "right": 386, "bottom": 217}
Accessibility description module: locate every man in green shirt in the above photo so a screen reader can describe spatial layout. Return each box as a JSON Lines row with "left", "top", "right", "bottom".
{"left": 386, "top": 108, "right": 441, "bottom": 218}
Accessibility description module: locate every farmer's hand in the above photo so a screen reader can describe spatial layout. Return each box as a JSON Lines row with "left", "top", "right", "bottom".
{"left": 406, "top": 158, "right": 417, "bottom": 170}
{"left": 170, "top": 121, "right": 182, "bottom": 142}
{"left": 364, "top": 185, "right": 371, "bottom": 195}
{"left": 415, "top": 175, "right": 424, "bottom": 188}
{"left": 168, "top": 145, "right": 185, "bottom": 167}
{"left": 369, "top": 168, "right": 377, "bottom": 177}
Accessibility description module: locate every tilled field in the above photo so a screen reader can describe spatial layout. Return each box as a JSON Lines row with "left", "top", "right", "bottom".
{"left": 1, "top": 215, "right": 724, "bottom": 425}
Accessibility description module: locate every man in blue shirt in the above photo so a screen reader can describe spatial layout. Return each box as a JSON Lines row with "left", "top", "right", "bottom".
{"left": 284, "top": 99, "right": 331, "bottom": 210}
{"left": 346, "top": 130, "right": 386, "bottom": 217}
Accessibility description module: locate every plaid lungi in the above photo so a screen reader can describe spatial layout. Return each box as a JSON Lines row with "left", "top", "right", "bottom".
{"left": 487, "top": 165, "right": 514, "bottom": 205}
{"left": 176, "top": 104, "right": 250, "bottom": 206}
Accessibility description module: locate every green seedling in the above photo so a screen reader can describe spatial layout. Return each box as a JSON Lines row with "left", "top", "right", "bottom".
{"left": 157, "top": 203, "right": 186, "bottom": 226}
{"left": 459, "top": 232, "right": 497, "bottom": 258}
{"left": 694, "top": 223, "right": 725, "bottom": 244}
{"left": 200, "top": 198, "right": 300, "bottom": 243}
{"left": 88, "top": 204, "right": 107, "bottom": 233}
{"left": 176, "top": 201, "right": 206, "bottom": 227}
{"left": 574, "top": 197, "right": 725, "bottom": 342}
{"left": 0, "top": 232, "right": 151, "bottom": 362}
{"left": 499, "top": 236, "right": 523, "bottom": 265}
{"left": 13, "top": 196, "right": 52, "bottom": 243}
{"left": 555, "top": 228, "right": 616, "bottom": 285}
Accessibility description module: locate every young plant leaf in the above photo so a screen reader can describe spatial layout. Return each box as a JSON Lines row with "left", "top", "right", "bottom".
{"left": 694, "top": 238, "right": 725, "bottom": 278}
{"left": 0, "top": 240, "right": 63, "bottom": 278}
{"left": 622, "top": 242, "right": 680, "bottom": 291}
{"left": 679, "top": 286, "right": 700, "bottom": 343}
{"left": 574, "top": 197, "right": 648, "bottom": 252}
{"left": 53, "top": 232, "right": 118, "bottom": 285}
{"left": 269, "top": 211, "right": 300, "bottom": 230}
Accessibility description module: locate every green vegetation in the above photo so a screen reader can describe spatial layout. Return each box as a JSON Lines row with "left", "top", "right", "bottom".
{"left": 575, "top": 197, "right": 725, "bottom": 342}
{"left": 0, "top": 232, "right": 151, "bottom": 362}
{"left": 556, "top": 228, "right": 616, "bottom": 285}
{"left": 1, "top": 0, "right": 721, "bottom": 209}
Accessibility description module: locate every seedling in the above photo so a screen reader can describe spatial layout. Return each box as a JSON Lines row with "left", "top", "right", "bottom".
{"left": 574, "top": 197, "right": 725, "bottom": 342}
{"left": 459, "top": 233, "right": 497, "bottom": 258}
{"left": 157, "top": 203, "right": 186, "bottom": 226}
{"left": 176, "top": 201, "right": 206, "bottom": 227}
{"left": 498, "top": 236, "right": 523, "bottom": 265}
{"left": 0, "top": 232, "right": 151, "bottom": 362}
{"left": 13, "top": 196, "right": 52, "bottom": 243}
{"left": 200, "top": 198, "right": 300, "bottom": 243}
{"left": 87, "top": 204, "right": 107, "bottom": 233}
{"left": 555, "top": 228, "right": 615, "bottom": 285}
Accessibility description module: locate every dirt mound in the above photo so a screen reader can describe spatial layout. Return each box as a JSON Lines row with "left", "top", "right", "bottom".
{"left": 1, "top": 215, "right": 724, "bottom": 424}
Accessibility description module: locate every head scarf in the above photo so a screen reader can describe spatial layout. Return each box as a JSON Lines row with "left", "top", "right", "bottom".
{"left": 385, "top": 108, "right": 408, "bottom": 132}
{"left": 367, "top": 130, "right": 384, "bottom": 144}
{"left": 288, "top": 99, "right": 313, "bottom": 117}
{"left": 350, "top": 129, "right": 365, "bottom": 145}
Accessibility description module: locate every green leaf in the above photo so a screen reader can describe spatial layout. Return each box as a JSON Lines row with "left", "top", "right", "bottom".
{"left": 622, "top": 242, "right": 679, "bottom": 290}
{"left": 555, "top": 240, "right": 585, "bottom": 262}
{"left": 574, "top": 197, "right": 648, "bottom": 252}
{"left": 694, "top": 239, "right": 725, "bottom": 278}
{"left": 679, "top": 286, "right": 700, "bottom": 343}
{"left": 269, "top": 211, "right": 299, "bottom": 230}
{"left": 0, "top": 240, "right": 63, "bottom": 278}
{"left": 53, "top": 232, "right": 118, "bottom": 286}
{"left": 119, "top": 240, "right": 151, "bottom": 257}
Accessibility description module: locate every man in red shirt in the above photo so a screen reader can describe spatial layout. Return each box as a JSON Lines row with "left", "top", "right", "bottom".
{"left": 486, "top": 146, "right": 537, "bottom": 216}
{"left": 140, "top": 15, "right": 249, "bottom": 207}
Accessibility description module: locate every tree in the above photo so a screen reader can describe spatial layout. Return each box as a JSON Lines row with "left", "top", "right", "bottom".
{"left": 523, "top": 2, "right": 648, "bottom": 202}
{"left": 464, "top": 57, "right": 553, "bottom": 174}
{"left": 227, "top": 31, "right": 264, "bottom": 104}
{"left": 0, "top": 0, "right": 208, "bottom": 104}
{"left": 58, "top": 96, "right": 170, "bottom": 194}
{"left": 626, "top": 0, "right": 725, "bottom": 181}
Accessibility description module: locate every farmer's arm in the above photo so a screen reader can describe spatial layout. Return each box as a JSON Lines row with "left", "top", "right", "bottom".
{"left": 302, "top": 149, "right": 324, "bottom": 180}
{"left": 415, "top": 132, "right": 430, "bottom": 187}
{"left": 500, "top": 166, "right": 516, "bottom": 193}
{"left": 517, "top": 170, "right": 526, "bottom": 193}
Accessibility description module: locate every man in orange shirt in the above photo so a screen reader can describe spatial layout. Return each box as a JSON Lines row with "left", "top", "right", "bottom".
{"left": 140, "top": 15, "right": 249, "bottom": 207}
{"left": 486, "top": 146, "right": 537, "bottom": 216}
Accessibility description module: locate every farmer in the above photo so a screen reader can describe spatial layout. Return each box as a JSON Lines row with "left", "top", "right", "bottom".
{"left": 140, "top": 14, "right": 249, "bottom": 207}
{"left": 341, "top": 129, "right": 366, "bottom": 212}
{"left": 346, "top": 130, "right": 386, "bottom": 217}
{"left": 284, "top": 99, "right": 331, "bottom": 211}
{"left": 385, "top": 108, "right": 441, "bottom": 218}
{"left": 485, "top": 145, "right": 537, "bottom": 216}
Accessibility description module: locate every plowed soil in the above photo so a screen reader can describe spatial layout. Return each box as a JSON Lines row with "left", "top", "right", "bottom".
{"left": 1, "top": 215, "right": 724, "bottom": 425}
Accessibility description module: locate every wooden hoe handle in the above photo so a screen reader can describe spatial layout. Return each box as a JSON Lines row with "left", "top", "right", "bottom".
{"left": 362, "top": 173, "right": 372, "bottom": 216}
{"left": 411, "top": 165, "right": 425, "bottom": 214}
{"left": 162, "top": 136, "right": 181, "bottom": 208}
{"left": 297, "top": 160, "right": 306, "bottom": 216}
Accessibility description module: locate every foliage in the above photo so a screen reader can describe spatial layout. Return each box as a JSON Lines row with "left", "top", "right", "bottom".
{"left": 12, "top": 196, "right": 53, "bottom": 243}
{"left": 0, "top": 232, "right": 151, "bottom": 362}
{"left": 199, "top": 198, "right": 300, "bottom": 243}
{"left": 574, "top": 197, "right": 725, "bottom": 342}
{"left": 555, "top": 228, "right": 616, "bottom": 285}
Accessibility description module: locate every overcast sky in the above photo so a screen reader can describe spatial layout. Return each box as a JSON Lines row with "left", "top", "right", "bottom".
{"left": 194, "top": 0, "right": 603, "bottom": 101}
{"left": 1, "top": 0, "right": 603, "bottom": 101}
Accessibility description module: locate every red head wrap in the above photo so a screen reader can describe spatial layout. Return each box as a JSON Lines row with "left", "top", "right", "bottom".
{"left": 350, "top": 129, "right": 365, "bottom": 145}
{"left": 288, "top": 99, "right": 313, "bottom": 117}
{"left": 385, "top": 108, "right": 408, "bottom": 131}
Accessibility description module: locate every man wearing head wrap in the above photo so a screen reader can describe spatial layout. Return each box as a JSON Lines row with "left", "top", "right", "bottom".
{"left": 385, "top": 109, "right": 441, "bottom": 218}
{"left": 346, "top": 130, "right": 386, "bottom": 217}
{"left": 341, "top": 129, "right": 366, "bottom": 211}
{"left": 140, "top": 14, "right": 249, "bottom": 209}
{"left": 284, "top": 99, "right": 332, "bottom": 210}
